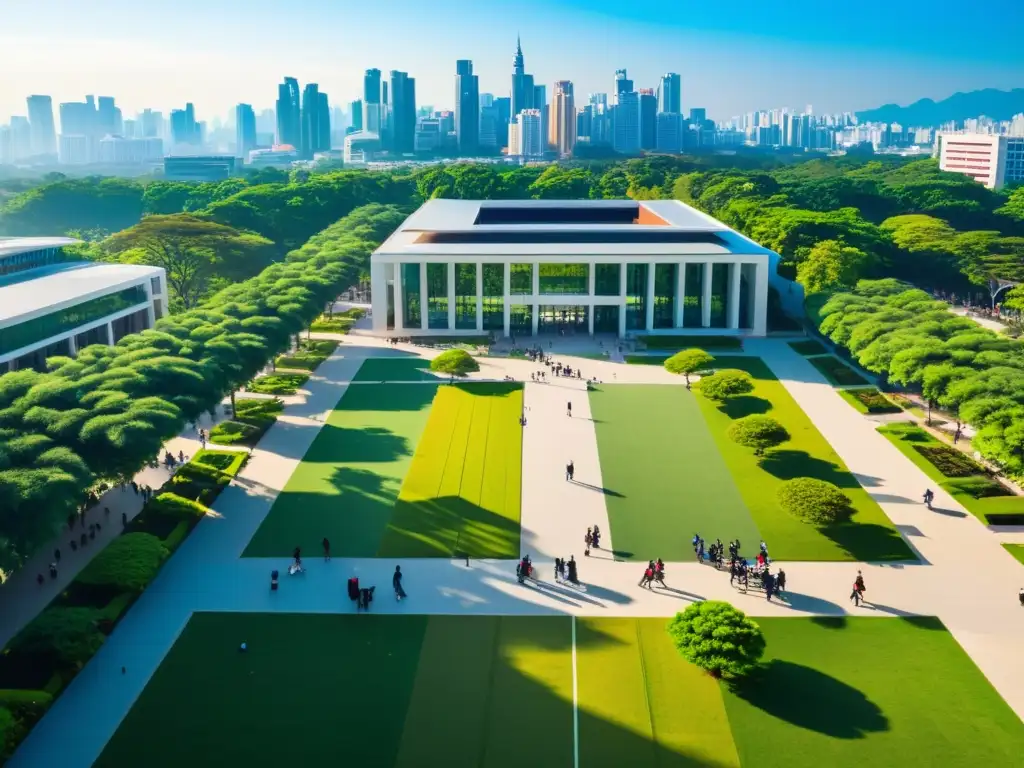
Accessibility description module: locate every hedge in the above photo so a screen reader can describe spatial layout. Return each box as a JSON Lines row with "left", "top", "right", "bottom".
{"left": 913, "top": 444, "right": 985, "bottom": 478}
{"left": 640, "top": 335, "right": 743, "bottom": 350}
{"left": 777, "top": 477, "right": 854, "bottom": 525}
{"left": 9, "top": 607, "right": 106, "bottom": 668}
{"left": 76, "top": 533, "right": 169, "bottom": 593}
{"left": 248, "top": 373, "right": 309, "bottom": 395}
{"left": 837, "top": 387, "right": 902, "bottom": 414}
{"left": 310, "top": 316, "right": 355, "bottom": 333}
{"left": 209, "top": 419, "right": 263, "bottom": 446}
{"left": 807, "top": 355, "right": 869, "bottom": 386}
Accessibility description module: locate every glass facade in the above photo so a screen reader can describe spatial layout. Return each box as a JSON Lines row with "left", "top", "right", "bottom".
{"left": 510, "top": 263, "right": 532, "bottom": 295}
{"left": 594, "top": 263, "right": 620, "bottom": 296}
{"left": 653, "top": 264, "right": 676, "bottom": 329}
{"left": 739, "top": 268, "right": 751, "bottom": 330}
{"left": 709, "top": 263, "right": 729, "bottom": 328}
{"left": 454, "top": 263, "right": 477, "bottom": 330}
{"left": 482, "top": 264, "right": 504, "bottom": 331}
{"left": 683, "top": 263, "right": 704, "bottom": 327}
{"left": 594, "top": 305, "right": 619, "bottom": 334}
{"left": 538, "top": 263, "right": 589, "bottom": 295}
{"left": 426, "top": 263, "right": 448, "bottom": 329}
{"left": 510, "top": 304, "right": 532, "bottom": 336}
{"left": 111, "top": 308, "right": 149, "bottom": 344}
{"left": 150, "top": 276, "right": 162, "bottom": 295}
{"left": 401, "top": 263, "right": 421, "bottom": 329}
{"left": 538, "top": 305, "right": 588, "bottom": 334}
{"left": 0, "top": 285, "right": 147, "bottom": 356}
{"left": 0, "top": 247, "right": 69, "bottom": 278}
{"left": 625, "top": 263, "right": 647, "bottom": 331}
{"left": 74, "top": 324, "right": 110, "bottom": 351}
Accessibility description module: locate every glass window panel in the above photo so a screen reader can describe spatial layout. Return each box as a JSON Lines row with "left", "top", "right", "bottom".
{"left": 709, "top": 262, "right": 729, "bottom": 328}
{"left": 653, "top": 263, "right": 675, "bottom": 329}
{"left": 482, "top": 264, "right": 504, "bottom": 331}
{"left": 510, "top": 304, "right": 532, "bottom": 336}
{"left": 426, "top": 263, "right": 449, "bottom": 330}
{"left": 510, "top": 264, "right": 532, "bottom": 295}
{"left": 455, "top": 263, "right": 477, "bottom": 330}
{"left": 683, "top": 263, "right": 704, "bottom": 327}
{"left": 538, "top": 263, "right": 589, "bottom": 295}
{"left": 594, "top": 263, "right": 621, "bottom": 296}
{"left": 625, "top": 263, "right": 647, "bottom": 331}
{"left": 401, "top": 263, "right": 421, "bottom": 329}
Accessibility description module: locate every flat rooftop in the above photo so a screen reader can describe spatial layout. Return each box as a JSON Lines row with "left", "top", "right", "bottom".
{"left": 375, "top": 199, "right": 775, "bottom": 258}
{"left": 0, "top": 261, "right": 161, "bottom": 325}
{"left": 0, "top": 236, "right": 82, "bottom": 259}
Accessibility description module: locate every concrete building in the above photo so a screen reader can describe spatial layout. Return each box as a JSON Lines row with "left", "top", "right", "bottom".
{"left": 934, "top": 132, "right": 1024, "bottom": 189}
{"left": 343, "top": 131, "right": 381, "bottom": 164}
{"left": 512, "top": 110, "right": 544, "bottom": 158}
{"left": 163, "top": 155, "right": 235, "bottom": 181}
{"left": 26, "top": 95, "right": 57, "bottom": 157}
{"left": 235, "top": 103, "right": 257, "bottom": 160}
{"left": 550, "top": 81, "right": 576, "bottom": 157}
{"left": 370, "top": 199, "right": 773, "bottom": 339}
{"left": 0, "top": 237, "right": 166, "bottom": 373}
{"left": 97, "top": 136, "right": 163, "bottom": 164}
{"left": 656, "top": 112, "right": 683, "bottom": 152}
{"left": 612, "top": 91, "right": 641, "bottom": 154}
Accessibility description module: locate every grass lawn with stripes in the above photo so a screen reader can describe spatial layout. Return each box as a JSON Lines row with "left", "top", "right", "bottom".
{"left": 590, "top": 384, "right": 760, "bottom": 562}
{"left": 94, "top": 614, "right": 1023, "bottom": 768}
{"left": 353, "top": 357, "right": 441, "bottom": 382}
{"left": 379, "top": 382, "right": 524, "bottom": 558}
{"left": 243, "top": 383, "right": 437, "bottom": 557}
{"left": 695, "top": 357, "right": 911, "bottom": 561}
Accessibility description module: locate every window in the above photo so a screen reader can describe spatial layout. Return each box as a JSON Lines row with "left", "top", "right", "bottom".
{"left": 510, "top": 263, "right": 532, "bottom": 295}
{"left": 426, "top": 263, "right": 448, "bottom": 330}
{"left": 482, "top": 264, "right": 504, "bottom": 330}
{"left": 625, "top": 263, "right": 647, "bottom": 331}
{"left": 150, "top": 276, "right": 162, "bottom": 295}
{"left": 684, "top": 263, "right": 704, "bottom": 327}
{"left": 653, "top": 264, "right": 675, "bottom": 329}
{"left": 709, "top": 263, "right": 730, "bottom": 328}
{"left": 154, "top": 299, "right": 164, "bottom": 319}
{"left": 401, "top": 263, "right": 421, "bottom": 329}
{"left": 538, "top": 263, "right": 589, "bottom": 295}
{"left": 0, "top": 247, "right": 69, "bottom": 278}
{"left": 594, "top": 263, "right": 620, "bottom": 296}
{"left": 455, "top": 263, "right": 477, "bottom": 330}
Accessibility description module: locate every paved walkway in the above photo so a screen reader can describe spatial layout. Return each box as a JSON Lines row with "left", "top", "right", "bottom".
{"left": 8, "top": 336, "right": 1024, "bottom": 768}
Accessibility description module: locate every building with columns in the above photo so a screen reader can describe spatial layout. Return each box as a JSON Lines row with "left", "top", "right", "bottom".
{"left": 370, "top": 199, "right": 774, "bottom": 339}
{"left": 0, "top": 237, "right": 166, "bottom": 373}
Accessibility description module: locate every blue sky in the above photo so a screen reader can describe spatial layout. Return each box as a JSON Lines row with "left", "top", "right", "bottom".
{"left": 2, "top": 0, "right": 1022, "bottom": 125}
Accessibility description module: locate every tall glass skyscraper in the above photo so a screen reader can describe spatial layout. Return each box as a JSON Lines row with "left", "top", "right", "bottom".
{"left": 235, "top": 103, "right": 256, "bottom": 160}
{"left": 659, "top": 73, "right": 681, "bottom": 114}
{"left": 276, "top": 77, "right": 301, "bottom": 147}
{"left": 455, "top": 60, "right": 479, "bottom": 155}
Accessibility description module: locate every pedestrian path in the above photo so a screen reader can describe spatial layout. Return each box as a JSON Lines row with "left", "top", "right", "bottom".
{"left": 519, "top": 380, "right": 613, "bottom": 560}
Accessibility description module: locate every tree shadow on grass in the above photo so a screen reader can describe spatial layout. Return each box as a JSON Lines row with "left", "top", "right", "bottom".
{"left": 333, "top": 381, "right": 439, "bottom": 411}
{"left": 718, "top": 395, "right": 772, "bottom": 419}
{"left": 759, "top": 449, "right": 860, "bottom": 488}
{"left": 730, "top": 660, "right": 890, "bottom": 738}
{"left": 819, "top": 521, "right": 918, "bottom": 563}
{"left": 304, "top": 425, "right": 411, "bottom": 464}
{"left": 379, "top": 495, "right": 521, "bottom": 560}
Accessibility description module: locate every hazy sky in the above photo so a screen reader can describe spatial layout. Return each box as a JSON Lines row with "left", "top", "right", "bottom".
{"left": 2, "top": 0, "right": 1023, "bottom": 126}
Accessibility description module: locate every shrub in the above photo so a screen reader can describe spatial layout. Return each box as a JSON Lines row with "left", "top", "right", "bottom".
{"left": 788, "top": 340, "right": 827, "bottom": 356}
{"left": 807, "top": 355, "right": 868, "bottom": 386}
{"left": 667, "top": 601, "right": 765, "bottom": 679}
{"left": 944, "top": 476, "right": 1011, "bottom": 499}
{"left": 235, "top": 397, "right": 284, "bottom": 419}
{"left": 698, "top": 369, "right": 754, "bottom": 401}
{"left": 430, "top": 349, "right": 479, "bottom": 377}
{"left": 10, "top": 607, "right": 105, "bottom": 667}
{"left": 209, "top": 419, "right": 263, "bottom": 446}
{"left": 641, "top": 335, "right": 742, "bottom": 350}
{"left": 193, "top": 449, "right": 245, "bottom": 475}
{"left": 839, "top": 387, "right": 901, "bottom": 414}
{"left": 310, "top": 316, "right": 355, "bottom": 333}
{"left": 0, "top": 690, "right": 53, "bottom": 706}
{"left": 727, "top": 415, "right": 790, "bottom": 456}
{"left": 146, "top": 492, "right": 209, "bottom": 522}
{"left": 77, "top": 533, "right": 168, "bottom": 593}
{"left": 777, "top": 477, "right": 854, "bottom": 525}
{"left": 248, "top": 373, "right": 309, "bottom": 395}
{"left": 664, "top": 349, "right": 715, "bottom": 386}
{"left": 914, "top": 445, "right": 984, "bottom": 478}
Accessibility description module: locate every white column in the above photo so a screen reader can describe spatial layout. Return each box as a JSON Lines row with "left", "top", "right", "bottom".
{"left": 475, "top": 262, "right": 484, "bottom": 333}
{"left": 394, "top": 262, "right": 404, "bottom": 331}
{"left": 645, "top": 262, "right": 656, "bottom": 331}
{"left": 727, "top": 262, "right": 741, "bottom": 330}
{"left": 420, "top": 262, "right": 428, "bottom": 331}
{"left": 532, "top": 263, "right": 540, "bottom": 336}
{"left": 752, "top": 261, "right": 769, "bottom": 337}
{"left": 370, "top": 260, "right": 387, "bottom": 333}
{"left": 106, "top": 321, "right": 115, "bottom": 346}
{"left": 618, "top": 261, "right": 627, "bottom": 337}
{"left": 674, "top": 263, "right": 686, "bottom": 328}
{"left": 587, "top": 261, "right": 596, "bottom": 335}
{"left": 701, "top": 262, "right": 713, "bottom": 328}
{"left": 503, "top": 262, "right": 512, "bottom": 337}
{"left": 447, "top": 262, "right": 456, "bottom": 330}
{"left": 67, "top": 334, "right": 77, "bottom": 356}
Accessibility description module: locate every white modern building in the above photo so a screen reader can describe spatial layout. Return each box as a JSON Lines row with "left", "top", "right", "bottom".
{"left": 934, "top": 132, "right": 1024, "bottom": 189}
{"left": 0, "top": 237, "right": 167, "bottom": 373}
{"left": 370, "top": 199, "right": 775, "bottom": 338}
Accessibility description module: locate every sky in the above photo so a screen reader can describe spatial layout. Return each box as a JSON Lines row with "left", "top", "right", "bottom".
{"left": 2, "top": 0, "right": 1023, "bottom": 126}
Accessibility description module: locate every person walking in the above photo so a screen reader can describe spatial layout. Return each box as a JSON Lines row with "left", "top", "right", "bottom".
{"left": 776, "top": 569, "right": 787, "bottom": 598}
{"left": 567, "top": 555, "right": 578, "bottom": 585}
{"left": 555, "top": 557, "right": 563, "bottom": 581}
{"left": 322, "top": 537, "right": 331, "bottom": 561}
{"left": 567, "top": 460, "right": 575, "bottom": 482}
{"left": 923, "top": 489, "right": 935, "bottom": 510}
{"left": 54, "top": 547, "right": 61, "bottom": 563}
{"left": 851, "top": 570, "right": 866, "bottom": 606}
{"left": 393, "top": 565, "right": 407, "bottom": 601}
{"left": 122, "top": 511, "right": 128, "bottom": 529}
{"left": 763, "top": 571, "right": 775, "bottom": 602}
{"left": 639, "top": 563, "right": 654, "bottom": 589}
{"left": 584, "top": 528, "right": 593, "bottom": 556}
{"left": 48, "top": 562, "right": 58, "bottom": 579}
{"left": 567, "top": 401, "right": 572, "bottom": 417}
{"left": 592, "top": 525, "right": 601, "bottom": 549}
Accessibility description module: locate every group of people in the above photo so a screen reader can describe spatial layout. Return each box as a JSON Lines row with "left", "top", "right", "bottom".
{"left": 274, "top": 544, "right": 408, "bottom": 606}
{"left": 553, "top": 556, "right": 580, "bottom": 585}
{"left": 583, "top": 525, "right": 602, "bottom": 555}
{"left": 638, "top": 559, "right": 667, "bottom": 589}
{"left": 690, "top": 534, "right": 788, "bottom": 602}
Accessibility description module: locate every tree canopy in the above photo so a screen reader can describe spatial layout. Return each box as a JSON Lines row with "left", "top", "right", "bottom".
{"left": 667, "top": 601, "right": 766, "bottom": 679}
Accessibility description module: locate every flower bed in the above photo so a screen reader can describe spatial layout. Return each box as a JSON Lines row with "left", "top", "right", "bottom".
{"left": 837, "top": 387, "right": 902, "bottom": 414}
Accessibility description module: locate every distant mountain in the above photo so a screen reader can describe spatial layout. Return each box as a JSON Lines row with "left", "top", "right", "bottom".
{"left": 856, "top": 88, "right": 1024, "bottom": 127}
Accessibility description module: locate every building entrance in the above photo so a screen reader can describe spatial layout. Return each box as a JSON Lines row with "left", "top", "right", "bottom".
{"left": 593, "top": 305, "right": 619, "bottom": 334}
{"left": 538, "top": 304, "right": 588, "bottom": 334}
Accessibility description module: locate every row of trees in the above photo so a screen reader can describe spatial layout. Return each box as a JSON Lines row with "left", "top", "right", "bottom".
{"left": 0, "top": 203, "right": 407, "bottom": 572}
{"left": 816, "top": 278, "right": 1024, "bottom": 476}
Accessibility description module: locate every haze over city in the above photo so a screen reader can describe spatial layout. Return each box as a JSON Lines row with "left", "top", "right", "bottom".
{"left": 3, "top": 0, "right": 1024, "bottom": 121}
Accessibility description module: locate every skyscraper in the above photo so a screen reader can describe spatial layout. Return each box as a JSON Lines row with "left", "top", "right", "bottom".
{"left": 9, "top": 117, "right": 32, "bottom": 161}
{"left": 169, "top": 103, "right": 201, "bottom": 145}
{"left": 389, "top": 70, "right": 416, "bottom": 154}
{"left": 300, "top": 83, "right": 330, "bottom": 157}
{"left": 349, "top": 100, "right": 363, "bottom": 134}
{"left": 276, "top": 77, "right": 301, "bottom": 147}
{"left": 612, "top": 91, "right": 640, "bottom": 154}
{"left": 656, "top": 112, "right": 682, "bottom": 152}
{"left": 533, "top": 84, "right": 548, "bottom": 151}
{"left": 235, "top": 103, "right": 257, "bottom": 159}
{"left": 96, "top": 97, "right": 121, "bottom": 137}
{"left": 455, "top": 60, "right": 479, "bottom": 155}
{"left": 639, "top": 89, "right": 657, "bottom": 151}
{"left": 510, "top": 36, "right": 535, "bottom": 119}
{"left": 140, "top": 109, "right": 163, "bottom": 139}
{"left": 659, "top": 73, "right": 681, "bottom": 114}
{"left": 551, "top": 81, "right": 576, "bottom": 157}
{"left": 613, "top": 70, "right": 633, "bottom": 104}
{"left": 514, "top": 109, "right": 543, "bottom": 158}
{"left": 26, "top": 95, "right": 57, "bottom": 156}
{"left": 494, "top": 97, "right": 511, "bottom": 149}
{"left": 363, "top": 69, "right": 382, "bottom": 135}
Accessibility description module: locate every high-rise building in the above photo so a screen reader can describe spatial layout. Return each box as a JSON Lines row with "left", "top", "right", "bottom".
{"left": 551, "top": 81, "right": 576, "bottom": 157}
{"left": 96, "top": 97, "right": 122, "bottom": 137}
{"left": 588, "top": 94, "right": 612, "bottom": 146}
{"left": 658, "top": 73, "right": 681, "bottom": 114}
{"left": 612, "top": 91, "right": 641, "bottom": 154}
{"left": 276, "top": 77, "right": 301, "bottom": 147}
{"left": 613, "top": 70, "right": 633, "bottom": 105}
{"left": 140, "top": 109, "right": 163, "bottom": 139}
{"left": 533, "top": 84, "right": 548, "bottom": 151}
{"left": 656, "top": 113, "right": 682, "bottom": 152}
{"left": 935, "top": 132, "right": 1024, "bottom": 189}
{"left": 689, "top": 108, "right": 706, "bottom": 124}
{"left": 455, "top": 59, "right": 479, "bottom": 155}
{"left": 300, "top": 84, "right": 330, "bottom": 157}
{"left": 235, "top": 103, "right": 257, "bottom": 160}
{"left": 9, "top": 117, "right": 32, "bottom": 161}
{"left": 514, "top": 109, "right": 544, "bottom": 157}
{"left": 494, "top": 97, "right": 511, "bottom": 149}
{"left": 350, "top": 100, "right": 363, "bottom": 133}
{"left": 639, "top": 89, "right": 657, "bottom": 151}
{"left": 59, "top": 96, "right": 97, "bottom": 137}
{"left": 389, "top": 70, "right": 416, "bottom": 154}
{"left": 363, "top": 69, "right": 382, "bottom": 135}
{"left": 480, "top": 103, "right": 499, "bottom": 149}
{"left": 510, "top": 36, "right": 535, "bottom": 118}
{"left": 26, "top": 95, "right": 57, "bottom": 157}
{"left": 169, "top": 103, "right": 201, "bottom": 146}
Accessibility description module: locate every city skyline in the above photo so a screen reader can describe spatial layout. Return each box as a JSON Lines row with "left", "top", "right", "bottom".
{"left": 2, "top": 0, "right": 1022, "bottom": 124}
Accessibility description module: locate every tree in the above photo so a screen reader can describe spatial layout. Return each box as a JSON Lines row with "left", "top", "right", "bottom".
{"left": 796, "top": 239, "right": 871, "bottom": 294}
{"left": 698, "top": 369, "right": 754, "bottom": 401}
{"left": 777, "top": 477, "right": 854, "bottom": 525}
{"left": 663, "top": 349, "right": 715, "bottom": 388}
{"left": 430, "top": 349, "right": 479, "bottom": 377}
{"left": 727, "top": 415, "right": 790, "bottom": 456}
{"left": 667, "top": 601, "right": 766, "bottom": 679}
{"left": 103, "top": 214, "right": 276, "bottom": 310}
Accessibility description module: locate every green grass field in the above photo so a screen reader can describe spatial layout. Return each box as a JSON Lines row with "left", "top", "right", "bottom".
{"left": 1003, "top": 543, "right": 1024, "bottom": 564}
{"left": 379, "top": 382, "right": 524, "bottom": 558}
{"left": 695, "top": 357, "right": 911, "bottom": 561}
{"left": 243, "top": 383, "right": 438, "bottom": 557}
{"left": 354, "top": 357, "right": 441, "bottom": 382}
{"left": 94, "top": 614, "right": 1024, "bottom": 768}
{"left": 590, "top": 384, "right": 760, "bottom": 561}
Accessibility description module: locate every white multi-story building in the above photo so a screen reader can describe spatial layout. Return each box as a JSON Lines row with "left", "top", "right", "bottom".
{"left": 934, "top": 132, "right": 1024, "bottom": 189}
{"left": 514, "top": 109, "right": 543, "bottom": 158}
{"left": 370, "top": 199, "right": 774, "bottom": 339}
{"left": 0, "top": 238, "right": 167, "bottom": 373}
{"left": 97, "top": 136, "right": 164, "bottom": 164}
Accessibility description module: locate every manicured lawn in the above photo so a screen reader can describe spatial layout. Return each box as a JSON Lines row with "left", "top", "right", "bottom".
{"left": 379, "top": 383, "right": 524, "bottom": 558}
{"left": 695, "top": 357, "right": 912, "bottom": 561}
{"left": 877, "top": 422, "right": 1024, "bottom": 525}
{"left": 1003, "top": 543, "right": 1024, "bottom": 565}
{"left": 836, "top": 387, "right": 902, "bottom": 414}
{"left": 243, "top": 383, "right": 438, "bottom": 557}
{"left": 788, "top": 340, "right": 828, "bottom": 356}
{"left": 590, "top": 385, "right": 759, "bottom": 561}
{"left": 639, "top": 335, "right": 743, "bottom": 351}
{"left": 722, "top": 616, "right": 1024, "bottom": 767}
{"left": 353, "top": 357, "right": 440, "bottom": 382}
{"left": 806, "top": 355, "right": 869, "bottom": 387}
{"left": 624, "top": 354, "right": 672, "bottom": 365}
